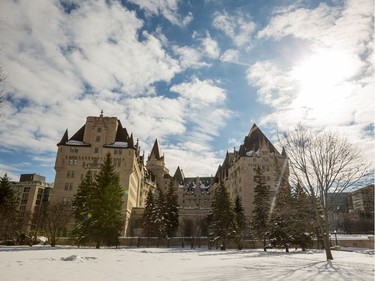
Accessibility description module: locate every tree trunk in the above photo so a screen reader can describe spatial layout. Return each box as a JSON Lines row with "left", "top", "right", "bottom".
{"left": 96, "top": 241, "right": 101, "bottom": 249}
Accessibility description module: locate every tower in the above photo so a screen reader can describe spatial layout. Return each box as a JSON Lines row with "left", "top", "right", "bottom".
{"left": 146, "top": 139, "right": 170, "bottom": 191}
{"left": 52, "top": 113, "right": 147, "bottom": 235}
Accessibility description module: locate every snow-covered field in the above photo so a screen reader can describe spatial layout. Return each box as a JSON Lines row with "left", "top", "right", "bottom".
{"left": 0, "top": 246, "right": 373, "bottom": 281}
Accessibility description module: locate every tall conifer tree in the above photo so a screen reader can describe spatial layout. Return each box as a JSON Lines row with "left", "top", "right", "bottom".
{"left": 73, "top": 154, "right": 123, "bottom": 248}
{"left": 251, "top": 166, "right": 270, "bottom": 250}
{"left": 0, "top": 174, "right": 18, "bottom": 239}
{"left": 268, "top": 175, "right": 293, "bottom": 252}
{"left": 210, "top": 183, "right": 237, "bottom": 250}
{"left": 164, "top": 180, "right": 179, "bottom": 237}
{"left": 143, "top": 189, "right": 157, "bottom": 238}
{"left": 73, "top": 170, "right": 95, "bottom": 244}
{"left": 234, "top": 195, "right": 246, "bottom": 249}
{"left": 93, "top": 153, "right": 124, "bottom": 248}
{"left": 290, "top": 182, "right": 314, "bottom": 250}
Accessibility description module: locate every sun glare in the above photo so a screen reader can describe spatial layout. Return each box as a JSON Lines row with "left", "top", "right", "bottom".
{"left": 291, "top": 49, "right": 358, "bottom": 109}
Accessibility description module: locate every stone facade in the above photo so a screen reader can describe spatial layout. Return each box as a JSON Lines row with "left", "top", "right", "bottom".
{"left": 52, "top": 113, "right": 156, "bottom": 235}
{"left": 53, "top": 114, "right": 286, "bottom": 237}
{"left": 214, "top": 124, "right": 288, "bottom": 220}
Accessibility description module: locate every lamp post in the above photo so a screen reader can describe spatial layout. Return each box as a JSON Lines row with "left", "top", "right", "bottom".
{"left": 333, "top": 230, "right": 338, "bottom": 246}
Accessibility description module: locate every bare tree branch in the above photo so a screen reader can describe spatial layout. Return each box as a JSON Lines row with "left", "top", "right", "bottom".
{"left": 280, "top": 125, "right": 371, "bottom": 260}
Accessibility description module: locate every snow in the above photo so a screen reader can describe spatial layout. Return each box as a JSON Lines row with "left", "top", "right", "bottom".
{"left": 0, "top": 246, "right": 373, "bottom": 281}
{"left": 106, "top": 141, "right": 128, "bottom": 147}
{"left": 66, "top": 140, "right": 86, "bottom": 145}
{"left": 246, "top": 150, "right": 253, "bottom": 156}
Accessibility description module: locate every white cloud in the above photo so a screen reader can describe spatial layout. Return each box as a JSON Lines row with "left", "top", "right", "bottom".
{"left": 220, "top": 49, "right": 239, "bottom": 63}
{"left": 200, "top": 34, "right": 220, "bottom": 59}
{"left": 128, "top": 0, "right": 191, "bottom": 27}
{"left": 171, "top": 77, "right": 226, "bottom": 106}
{"left": 247, "top": 61, "right": 296, "bottom": 108}
{"left": 213, "top": 10, "right": 256, "bottom": 47}
{"left": 251, "top": 0, "right": 374, "bottom": 163}
{"left": 258, "top": 3, "right": 339, "bottom": 41}
{"left": 172, "top": 46, "right": 209, "bottom": 69}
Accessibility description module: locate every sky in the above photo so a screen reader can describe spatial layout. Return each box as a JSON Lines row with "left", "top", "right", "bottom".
{"left": 0, "top": 0, "right": 373, "bottom": 183}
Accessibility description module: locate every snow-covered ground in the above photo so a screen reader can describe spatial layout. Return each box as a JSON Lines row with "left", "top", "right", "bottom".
{"left": 0, "top": 246, "right": 373, "bottom": 281}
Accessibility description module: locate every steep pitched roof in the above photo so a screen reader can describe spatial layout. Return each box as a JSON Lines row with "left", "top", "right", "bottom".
{"left": 173, "top": 166, "right": 185, "bottom": 184}
{"left": 114, "top": 120, "right": 128, "bottom": 142}
{"left": 239, "top": 124, "right": 279, "bottom": 156}
{"left": 149, "top": 139, "right": 163, "bottom": 160}
{"left": 57, "top": 129, "right": 69, "bottom": 146}
{"left": 57, "top": 125, "right": 89, "bottom": 146}
{"left": 70, "top": 125, "right": 86, "bottom": 141}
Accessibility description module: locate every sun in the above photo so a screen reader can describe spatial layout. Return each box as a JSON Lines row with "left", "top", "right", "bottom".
{"left": 290, "top": 48, "right": 359, "bottom": 110}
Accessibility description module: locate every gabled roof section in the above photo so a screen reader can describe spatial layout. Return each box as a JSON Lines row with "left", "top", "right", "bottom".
{"left": 104, "top": 120, "right": 135, "bottom": 149}
{"left": 239, "top": 124, "right": 279, "bottom": 156}
{"left": 60, "top": 125, "right": 90, "bottom": 146}
{"left": 70, "top": 125, "right": 86, "bottom": 141}
{"left": 173, "top": 166, "right": 185, "bottom": 184}
{"left": 115, "top": 120, "right": 128, "bottom": 142}
{"left": 57, "top": 129, "right": 69, "bottom": 146}
{"left": 148, "top": 139, "right": 163, "bottom": 161}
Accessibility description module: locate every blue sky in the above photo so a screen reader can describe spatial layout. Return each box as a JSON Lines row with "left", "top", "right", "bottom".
{"left": 0, "top": 0, "right": 373, "bottom": 183}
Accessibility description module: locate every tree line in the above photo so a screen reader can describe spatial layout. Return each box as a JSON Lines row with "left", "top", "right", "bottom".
{"left": 0, "top": 127, "right": 371, "bottom": 261}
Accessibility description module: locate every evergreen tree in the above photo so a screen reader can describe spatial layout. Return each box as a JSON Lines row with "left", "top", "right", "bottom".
{"left": 290, "top": 182, "right": 314, "bottom": 250}
{"left": 73, "top": 170, "right": 95, "bottom": 245}
{"left": 93, "top": 153, "right": 124, "bottom": 248}
{"left": 209, "top": 183, "right": 237, "bottom": 250}
{"left": 164, "top": 180, "right": 179, "bottom": 238}
{"left": 142, "top": 189, "right": 157, "bottom": 239}
{"left": 234, "top": 195, "right": 246, "bottom": 250}
{"left": 251, "top": 166, "right": 270, "bottom": 250}
{"left": 155, "top": 187, "right": 167, "bottom": 238}
{"left": 268, "top": 176, "right": 293, "bottom": 252}
{"left": 73, "top": 154, "right": 123, "bottom": 248}
{"left": 0, "top": 174, "right": 18, "bottom": 239}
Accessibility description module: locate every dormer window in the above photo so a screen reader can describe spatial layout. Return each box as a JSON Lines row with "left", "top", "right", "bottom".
{"left": 97, "top": 127, "right": 102, "bottom": 133}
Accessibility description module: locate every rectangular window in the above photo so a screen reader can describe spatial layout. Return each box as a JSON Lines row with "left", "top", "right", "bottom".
{"left": 69, "top": 157, "right": 77, "bottom": 166}
{"left": 114, "top": 148, "right": 122, "bottom": 155}
{"left": 21, "top": 199, "right": 28, "bottom": 205}
{"left": 94, "top": 147, "right": 99, "bottom": 153}
{"left": 22, "top": 193, "right": 28, "bottom": 199}
{"left": 96, "top": 136, "right": 101, "bottom": 143}
{"left": 24, "top": 187, "right": 30, "bottom": 192}
{"left": 64, "top": 183, "right": 69, "bottom": 191}
{"left": 97, "top": 127, "right": 101, "bottom": 133}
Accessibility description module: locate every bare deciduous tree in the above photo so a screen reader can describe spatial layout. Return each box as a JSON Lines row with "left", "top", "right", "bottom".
{"left": 43, "top": 203, "right": 73, "bottom": 247}
{"left": 281, "top": 125, "right": 370, "bottom": 260}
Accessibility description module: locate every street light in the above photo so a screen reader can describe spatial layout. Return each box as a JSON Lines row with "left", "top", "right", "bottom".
{"left": 333, "top": 230, "right": 338, "bottom": 246}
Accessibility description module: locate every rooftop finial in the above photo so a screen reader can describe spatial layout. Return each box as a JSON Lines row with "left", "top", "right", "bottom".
{"left": 100, "top": 110, "right": 103, "bottom": 117}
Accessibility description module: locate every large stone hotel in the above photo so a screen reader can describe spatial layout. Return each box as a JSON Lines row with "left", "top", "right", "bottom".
{"left": 52, "top": 112, "right": 287, "bottom": 236}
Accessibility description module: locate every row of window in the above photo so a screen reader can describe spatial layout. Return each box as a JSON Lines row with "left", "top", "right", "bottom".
{"left": 68, "top": 146, "right": 126, "bottom": 156}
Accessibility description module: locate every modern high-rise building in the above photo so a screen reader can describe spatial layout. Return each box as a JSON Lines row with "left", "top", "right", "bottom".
{"left": 11, "top": 173, "right": 53, "bottom": 231}
{"left": 52, "top": 112, "right": 156, "bottom": 235}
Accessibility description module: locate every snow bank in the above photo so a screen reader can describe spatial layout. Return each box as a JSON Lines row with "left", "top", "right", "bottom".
{"left": 0, "top": 246, "right": 373, "bottom": 281}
